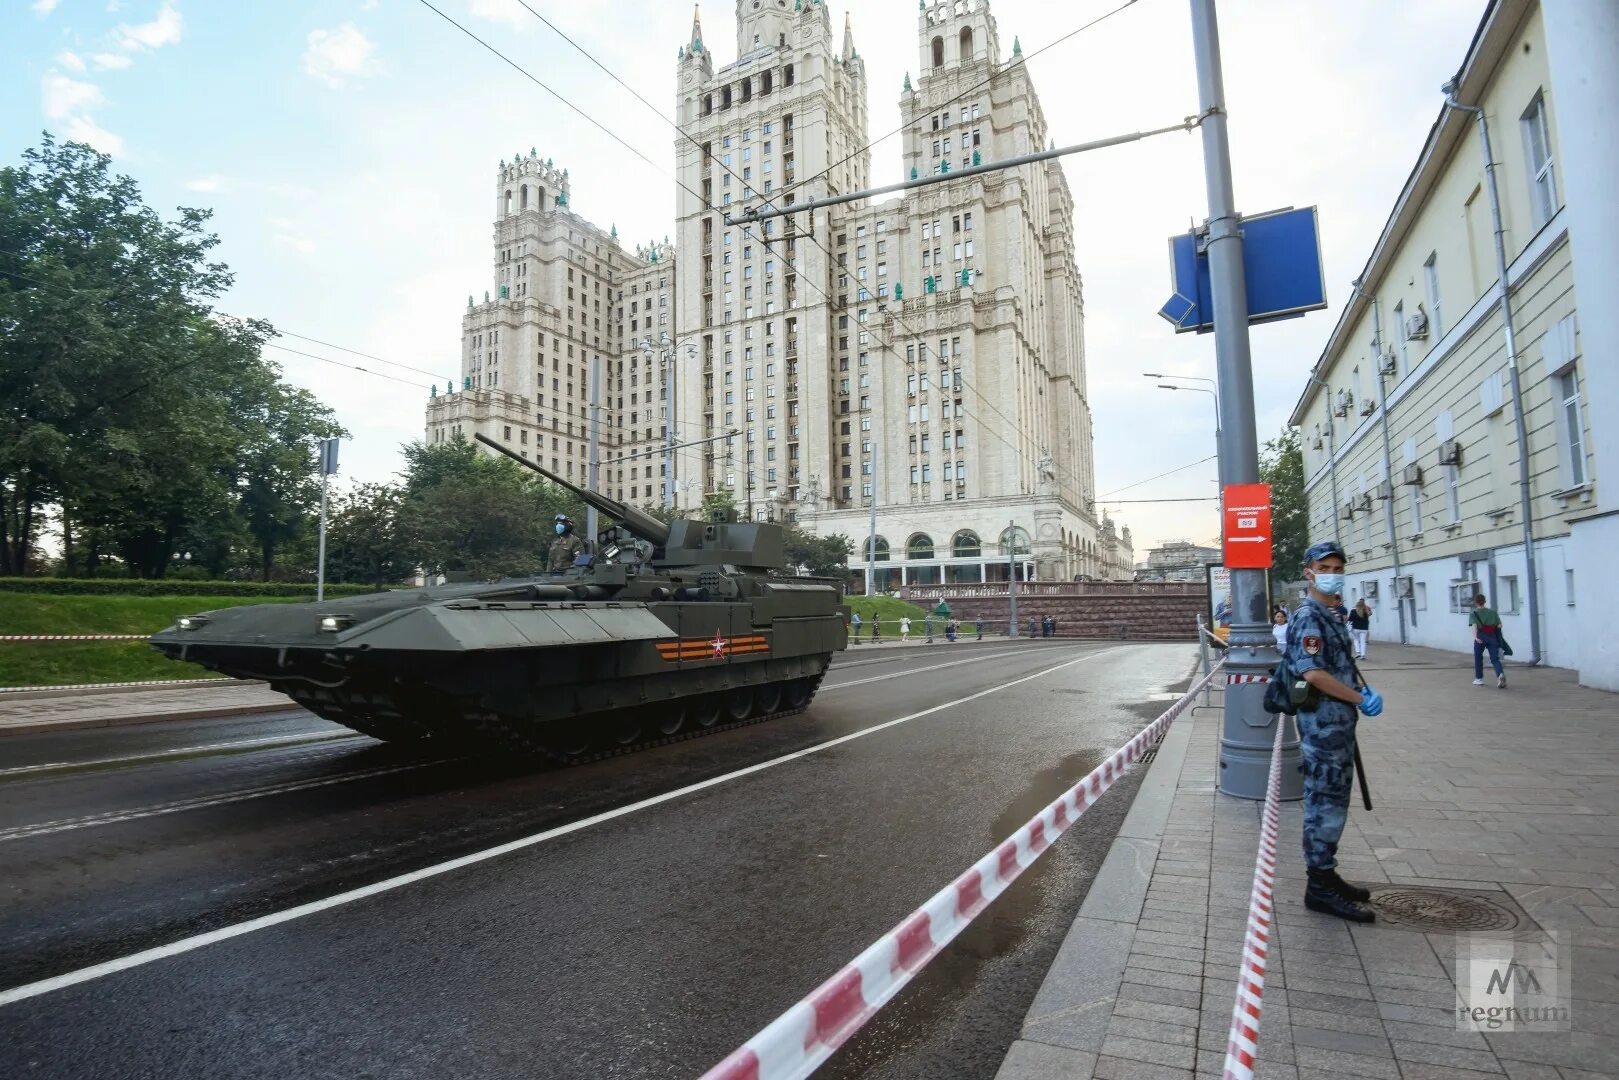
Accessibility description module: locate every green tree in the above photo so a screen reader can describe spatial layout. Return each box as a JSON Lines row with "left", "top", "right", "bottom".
{"left": 783, "top": 525, "right": 853, "bottom": 578}
{"left": 1261, "top": 427, "right": 1308, "bottom": 586}
{"left": 1, "top": 135, "right": 344, "bottom": 577}
{"left": 324, "top": 482, "right": 408, "bottom": 587}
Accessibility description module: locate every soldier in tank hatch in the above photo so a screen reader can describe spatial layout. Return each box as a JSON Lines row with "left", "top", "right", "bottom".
{"left": 548, "top": 513, "right": 588, "bottom": 572}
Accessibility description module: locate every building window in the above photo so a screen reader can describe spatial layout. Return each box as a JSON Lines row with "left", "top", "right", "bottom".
{"left": 1390, "top": 302, "right": 1407, "bottom": 378}
{"left": 1521, "top": 93, "right": 1558, "bottom": 226}
{"left": 1557, "top": 368, "right": 1586, "bottom": 488}
{"left": 1423, "top": 253, "right": 1443, "bottom": 340}
{"left": 1500, "top": 574, "right": 1521, "bottom": 615}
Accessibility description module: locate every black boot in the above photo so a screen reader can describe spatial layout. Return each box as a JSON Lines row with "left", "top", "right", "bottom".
{"left": 1321, "top": 869, "right": 1371, "bottom": 902}
{"left": 1306, "top": 869, "right": 1375, "bottom": 922}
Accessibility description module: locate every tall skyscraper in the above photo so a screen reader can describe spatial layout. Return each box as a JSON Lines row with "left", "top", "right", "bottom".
{"left": 429, "top": 1, "right": 1122, "bottom": 582}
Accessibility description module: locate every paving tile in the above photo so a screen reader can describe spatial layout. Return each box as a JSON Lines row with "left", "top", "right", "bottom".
{"left": 1118, "top": 980, "right": 1203, "bottom": 1011}
{"left": 1289, "top": 1045, "right": 1401, "bottom": 1079}
{"left": 1287, "top": 1025, "right": 1391, "bottom": 1058}
{"left": 1391, "top": 1038, "right": 1505, "bottom": 1073}
{"left": 1285, "top": 1005, "right": 1385, "bottom": 1037}
{"left": 1496, "top": 1062, "right": 1561, "bottom": 1080}
{"left": 995, "top": 1039, "right": 1099, "bottom": 1080}
{"left": 1090, "top": 1054, "right": 1194, "bottom": 1080}
{"left": 1283, "top": 989, "right": 1382, "bottom": 1019}
{"left": 1098, "top": 1033, "right": 1197, "bottom": 1070}
{"left": 1110, "top": 997, "right": 1201, "bottom": 1029}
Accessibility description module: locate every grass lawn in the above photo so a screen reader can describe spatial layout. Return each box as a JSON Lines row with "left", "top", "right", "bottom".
{"left": 842, "top": 595, "right": 995, "bottom": 640}
{"left": 0, "top": 594, "right": 309, "bottom": 687}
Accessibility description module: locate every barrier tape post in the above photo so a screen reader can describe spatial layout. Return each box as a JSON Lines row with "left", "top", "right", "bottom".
{"left": 1221, "top": 714, "right": 1288, "bottom": 1080}
{"left": 701, "top": 664, "right": 1223, "bottom": 1080}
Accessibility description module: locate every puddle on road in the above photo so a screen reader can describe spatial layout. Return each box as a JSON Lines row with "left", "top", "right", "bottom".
{"left": 817, "top": 749, "right": 1106, "bottom": 1079}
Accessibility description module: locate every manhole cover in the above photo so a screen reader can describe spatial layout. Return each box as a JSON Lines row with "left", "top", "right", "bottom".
{"left": 1369, "top": 886, "right": 1523, "bottom": 931}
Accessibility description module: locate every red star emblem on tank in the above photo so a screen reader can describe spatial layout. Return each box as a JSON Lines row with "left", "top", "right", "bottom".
{"left": 711, "top": 631, "right": 728, "bottom": 658}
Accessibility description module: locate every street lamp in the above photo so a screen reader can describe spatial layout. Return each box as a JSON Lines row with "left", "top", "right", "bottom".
{"left": 1153, "top": 381, "right": 1224, "bottom": 544}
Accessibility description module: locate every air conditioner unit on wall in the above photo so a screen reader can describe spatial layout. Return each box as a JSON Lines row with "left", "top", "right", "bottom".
{"left": 1406, "top": 309, "right": 1430, "bottom": 341}
{"left": 1396, "top": 576, "right": 1414, "bottom": 599}
{"left": 1437, "top": 439, "right": 1463, "bottom": 466}
{"left": 1374, "top": 481, "right": 1392, "bottom": 501}
{"left": 1335, "top": 389, "right": 1351, "bottom": 417}
{"left": 1341, "top": 501, "right": 1357, "bottom": 521}
{"left": 1357, "top": 492, "right": 1374, "bottom": 512}
{"left": 1363, "top": 579, "right": 1380, "bottom": 599}
{"left": 1379, "top": 351, "right": 1399, "bottom": 377}
{"left": 1402, "top": 463, "right": 1424, "bottom": 486}
{"left": 1359, "top": 397, "right": 1377, "bottom": 416}
{"left": 1311, "top": 436, "right": 1324, "bottom": 450}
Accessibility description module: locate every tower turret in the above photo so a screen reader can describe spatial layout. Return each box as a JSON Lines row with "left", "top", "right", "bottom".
{"left": 736, "top": 0, "right": 793, "bottom": 56}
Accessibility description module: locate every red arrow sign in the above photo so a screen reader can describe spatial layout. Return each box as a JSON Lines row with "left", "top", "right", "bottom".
{"left": 1223, "top": 484, "right": 1273, "bottom": 569}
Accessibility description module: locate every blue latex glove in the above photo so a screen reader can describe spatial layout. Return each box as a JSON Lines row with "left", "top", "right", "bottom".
{"left": 1359, "top": 687, "right": 1384, "bottom": 717}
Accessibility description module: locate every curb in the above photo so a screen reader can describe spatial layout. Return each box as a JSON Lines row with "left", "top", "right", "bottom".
{"left": 0, "top": 679, "right": 232, "bottom": 701}
{"left": 994, "top": 674, "right": 1202, "bottom": 1079}
{"left": 0, "top": 701, "right": 303, "bottom": 737}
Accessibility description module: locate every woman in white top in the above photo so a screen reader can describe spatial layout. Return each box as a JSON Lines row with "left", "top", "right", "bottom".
{"left": 900, "top": 616, "right": 912, "bottom": 642}
{"left": 1271, "top": 609, "right": 1289, "bottom": 652}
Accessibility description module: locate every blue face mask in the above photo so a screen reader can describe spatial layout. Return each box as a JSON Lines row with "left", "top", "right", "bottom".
{"left": 1312, "top": 571, "right": 1346, "bottom": 597}
{"left": 555, "top": 523, "right": 567, "bottom": 536}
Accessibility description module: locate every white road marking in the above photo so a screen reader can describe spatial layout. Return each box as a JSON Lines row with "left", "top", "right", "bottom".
{"left": 0, "top": 646, "right": 1117, "bottom": 1008}
{"left": 0, "top": 760, "right": 447, "bottom": 843}
{"left": 821, "top": 644, "right": 1080, "bottom": 691}
{"left": 0, "top": 731, "right": 362, "bottom": 779}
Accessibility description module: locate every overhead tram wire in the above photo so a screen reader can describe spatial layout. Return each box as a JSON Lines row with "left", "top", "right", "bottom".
{"left": 1097, "top": 454, "right": 1218, "bottom": 498}
{"left": 770, "top": 0, "right": 1145, "bottom": 208}
{"left": 263, "top": 343, "right": 436, "bottom": 390}
{"left": 510, "top": 5, "right": 1085, "bottom": 494}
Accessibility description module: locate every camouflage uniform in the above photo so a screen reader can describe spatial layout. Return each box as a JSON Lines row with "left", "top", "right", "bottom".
{"left": 1287, "top": 596, "right": 1360, "bottom": 871}
{"left": 548, "top": 532, "right": 587, "bottom": 572}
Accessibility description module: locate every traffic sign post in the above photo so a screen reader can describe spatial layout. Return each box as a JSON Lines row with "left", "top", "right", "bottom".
{"left": 1184, "top": 0, "right": 1302, "bottom": 803}
{"left": 1159, "top": 207, "right": 1329, "bottom": 333}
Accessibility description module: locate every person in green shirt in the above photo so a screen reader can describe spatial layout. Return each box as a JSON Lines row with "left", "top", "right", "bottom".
{"left": 1469, "top": 593, "right": 1507, "bottom": 688}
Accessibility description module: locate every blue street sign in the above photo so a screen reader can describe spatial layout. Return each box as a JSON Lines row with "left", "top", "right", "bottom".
{"left": 1159, "top": 206, "right": 1328, "bottom": 333}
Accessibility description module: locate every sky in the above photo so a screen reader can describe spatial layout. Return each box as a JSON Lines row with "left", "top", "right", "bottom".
{"left": 4, "top": 0, "right": 1487, "bottom": 558}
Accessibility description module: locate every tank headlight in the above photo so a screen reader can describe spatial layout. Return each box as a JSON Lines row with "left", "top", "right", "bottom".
{"left": 177, "top": 615, "right": 209, "bottom": 631}
{"left": 318, "top": 615, "right": 355, "bottom": 633}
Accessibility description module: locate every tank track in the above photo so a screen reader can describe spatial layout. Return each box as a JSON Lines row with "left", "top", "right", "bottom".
{"left": 464, "top": 665, "right": 830, "bottom": 766}
{"left": 284, "top": 664, "right": 829, "bottom": 768}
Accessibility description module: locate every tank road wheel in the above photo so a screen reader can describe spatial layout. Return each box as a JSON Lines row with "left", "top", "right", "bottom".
{"left": 783, "top": 677, "right": 816, "bottom": 711}
{"left": 610, "top": 712, "right": 644, "bottom": 747}
{"left": 690, "top": 695, "right": 722, "bottom": 730}
{"left": 655, "top": 702, "right": 686, "bottom": 737}
{"left": 723, "top": 687, "right": 754, "bottom": 723}
{"left": 753, "top": 682, "right": 783, "bottom": 716}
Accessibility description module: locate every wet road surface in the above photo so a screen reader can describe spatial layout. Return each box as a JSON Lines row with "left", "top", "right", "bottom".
{"left": 0, "top": 640, "right": 1195, "bottom": 1079}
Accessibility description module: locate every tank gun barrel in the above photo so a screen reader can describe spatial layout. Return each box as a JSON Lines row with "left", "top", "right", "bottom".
{"left": 474, "top": 433, "right": 672, "bottom": 547}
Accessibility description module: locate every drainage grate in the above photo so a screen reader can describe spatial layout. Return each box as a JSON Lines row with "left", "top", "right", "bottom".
{"left": 1368, "top": 886, "right": 1525, "bottom": 932}
{"left": 1138, "top": 748, "right": 1158, "bottom": 765}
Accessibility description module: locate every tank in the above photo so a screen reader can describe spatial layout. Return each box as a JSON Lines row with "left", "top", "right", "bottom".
{"left": 150, "top": 435, "right": 848, "bottom": 760}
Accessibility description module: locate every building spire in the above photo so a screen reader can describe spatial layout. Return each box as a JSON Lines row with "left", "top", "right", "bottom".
{"left": 689, "top": 4, "right": 703, "bottom": 54}
{"left": 842, "top": 11, "right": 855, "bottom": 61}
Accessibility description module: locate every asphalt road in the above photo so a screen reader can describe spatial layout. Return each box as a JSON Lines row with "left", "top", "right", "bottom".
{"left": 0, "top": 640, "right": 1196, "bottom": 1079}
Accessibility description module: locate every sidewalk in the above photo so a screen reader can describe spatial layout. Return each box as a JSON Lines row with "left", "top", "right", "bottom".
{"left": 999, "top": 645, "right": 1619, "bottom": 1080}
{"left": 0, "top": 681, "right": 296, "bottom": 735}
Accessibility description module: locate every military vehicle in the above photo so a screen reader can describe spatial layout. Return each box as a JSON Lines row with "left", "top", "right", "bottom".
{"left": 150, "top": 435, "right": 847, "bottom": 760}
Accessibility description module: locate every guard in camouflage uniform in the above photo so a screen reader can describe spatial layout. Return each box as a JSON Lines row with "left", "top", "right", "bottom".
{"left": 547, "top": 513, "right": 588, "bottom": 572}
{"left": 1288, "top": 539, "right": 1384, "bottom": 922}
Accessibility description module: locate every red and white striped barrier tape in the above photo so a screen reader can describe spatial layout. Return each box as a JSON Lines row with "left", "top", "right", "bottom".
{"left": 0, "top": 677, "right": 231, "bottom": 694}
{"left": 1221, "top": 714, "right": 1288, "bottom": 1080}
{"left": 701, "top": 663, "right": 1224, "bottom": 1080}
{"left": 0, "top": 634, "right": 151, "bottom": 642}
{"left": 1225, "top": 673, "right": 1267, "bottom": 685}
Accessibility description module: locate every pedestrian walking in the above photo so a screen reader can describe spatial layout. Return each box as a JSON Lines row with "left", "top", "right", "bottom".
{"left": 1349, "top": 600, "right": 1370, "bottom": 659}
{"left": 925, "top": 615, "right": 934, "bottom": 643}
{"left": 1286, "top": 539, "right": 1384, "bottom": 923}
{"left": 870, "top": 614, "right": 881, "bottom": 644}
{"left": 1469, "top": 593, "right": 1507, "bottom": 688}
{"left": 974, "top": 615, "right": 984, "bottom": 641}
{"left": 946, "top": 618, "right": 958, "bottom": 642}
{"left": 899, "top": 616, "right": 911, "bottom": 643}
{"left": 1049, "top": 616, "right": 1059, "bottom": 638}
{"left": 850, "top": 612, "right": 862, "bottom": 644}
{"left": 1271, "top": 609, "right": 1289, "bottom": 652}
{"left": 1027, "top": 616, "right": 1038, "bottom": 640}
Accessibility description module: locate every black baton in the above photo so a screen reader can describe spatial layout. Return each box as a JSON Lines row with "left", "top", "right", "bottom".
{"left": 1352, "top": 741, "right": 1372, "bottom": 811}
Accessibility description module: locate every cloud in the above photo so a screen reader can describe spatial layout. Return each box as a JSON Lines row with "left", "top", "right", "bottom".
{"left": 42, "top": 73, "right": 105, "bottom": 120}
{"left": 269, "top": 217, "right": 318, "bottom": 255}
{"left": 303, "top": 23, "right": 382, "bottom": 88}
{"left": 115, "top": 1, "right": 184, "bottom": 51}
{"left": 362, "top": 0, "right": 379, "bottom": 9}
{"left": 63, "top": 116, "right": 126, "bottom": 157}
{"left": 55, "top": 51, "right": 87, "bottom": 72}
{"left": 91, "top": 52, "right": 135, "bottom": 70}
{"left": 42, "top": 73, "right": 124, "bottom": 157}
{"left": 33, "top": 0, "right": 62, "bottom": 14}
{"left": 185, "top": 173, "right": 230, "bottom": 192}
{"left": 468, "top": 0, "right": 529, "bottom": 30}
